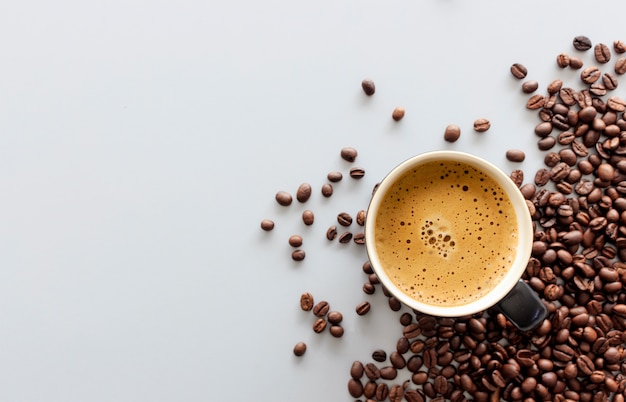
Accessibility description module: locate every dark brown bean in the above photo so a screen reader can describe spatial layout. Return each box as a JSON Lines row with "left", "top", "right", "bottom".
{"left": 510, "top": 63, "right": 528, "bottom": 79}
{"left": 275, "top": 191, "right": 293, "bottom": 206}
{"left": 296, "top": 183, "right": 312, "bottom": 203}
{"left": 321, "top": 183, "right": 333, "bottom": 197}
{"left": 444, "top": 124, "right": 461, "bottom": 142}
{"left": 473, "top": 118, "right": 490, "bottom": 132}
{"left": 349, "top": 167, "right": 365, "bottom": 179}
{"left": 361, "top": 79, "right": 375, "bottom": 96}
{"left": 340, "top": 147, "right": 358, "bottom": 162}
{"left": 506, "top": 149, "right": 525, "bottom": 162}
{"left": 293, "top": 341, "right": 306, "bottom": 356}
{"left": 355, "top": 301, "right": 371, "bottom": 316}
{"left": 302, "top": 210, "right": 314, "bottom": 225}
{"left": 260, "top": 219, "right": 275, "bottom": 231}
{"left": 594, "top": 43, "right": 611, "bottom": 63}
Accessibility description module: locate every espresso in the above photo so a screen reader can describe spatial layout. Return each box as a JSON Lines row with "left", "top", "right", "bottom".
{"left": 373, "top": 160, "right": 519, "bottom": 307}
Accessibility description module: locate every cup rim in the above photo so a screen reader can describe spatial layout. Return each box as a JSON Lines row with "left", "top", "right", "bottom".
{"left": 365, "top": 150, "right": 533, "bottom": 317}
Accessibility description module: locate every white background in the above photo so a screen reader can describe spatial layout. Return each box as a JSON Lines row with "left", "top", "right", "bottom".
{"left": 0, "top": 1, "right": 625, "bottom": 401}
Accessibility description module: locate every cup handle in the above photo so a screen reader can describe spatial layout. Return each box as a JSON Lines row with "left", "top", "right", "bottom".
{"left": 494, "top": 279, "right": 548, "bottom": 331}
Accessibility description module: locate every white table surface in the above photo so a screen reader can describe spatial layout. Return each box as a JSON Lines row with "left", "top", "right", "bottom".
{"left": 1, "top": 0, "right": 625, "bottom": 400}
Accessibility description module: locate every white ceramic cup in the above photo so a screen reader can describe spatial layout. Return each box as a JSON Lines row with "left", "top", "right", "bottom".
{"left": 365, "top": 151, "right": 546, "bottom": 329}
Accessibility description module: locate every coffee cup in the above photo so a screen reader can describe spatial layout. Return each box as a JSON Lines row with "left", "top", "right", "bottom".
{"left": 365, "top": 151, "right": 546, "bottom": 330}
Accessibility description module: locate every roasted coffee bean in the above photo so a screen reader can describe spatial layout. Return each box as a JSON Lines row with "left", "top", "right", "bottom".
{"left": 444, "top": 124, "right": 461, "bottom": 142}
{"left": 535, "top": 121, "right": 553, "bottom": 137}
{"left": 506, "top": 149, "right": 525, "bottom": 162}
{"left": 569, "top": 55, "right": 584, "bottom": 69}
{"left": 340, "top": 147, "right": 358, "bottom": 162}
{"left": 289, "top": 234, "right": 303, "bottom": 247}
{"left": 348, "top": 378, "right": 364, "bottom": 398}
{"left": 353, "top": 232, "right": 365, "bottom": 244}
{"left": 615, "top": 40, "right": 626, "bottom": 53}
{"left": 356, "top": 210, "right": 366, "bottom": 226}
{"left": 390, "top": 351, "right": 406, "bottom": 369}
{"left": 557, "top": 52, "right": 571, "bottom": 68}
{"left": 608, "top": 96, "right": 626, "bottom": 111}
{"left": 293, "top": 341, "right": 307, "bottom": 356}
{"left": 364, "top": 363, "right": 381, "bottom": 380}
{"left": 473, "top": 118, "right": 490, "bottom": 132}
{"left": 573, "top": 35, "right": 592, "bottom": 51}
{"left": 527, "top": 94, "right": 546, "bottom": 110}
{"left": 327, "top": 311, "right": 343, "bottom": 325}
{"left": 337, "top": 212, "right": 353, "bottom": 226}
{"left": 362, "top": 260, "right": 373, "bottom": 274}
{"left": 327, "top": 171, "right": 342, "bottom": 182}
{"left": 313, "top": 301, "right": 329, "bottom": 317}
{"left": 510, "top": 63, "right": 528, "bottom": 79}
{"left": 361, "top": 79, "right": 375, "bottom": 96}
{"left": 403, "top": 323, "right": 421, "bottom": 339}
{"left": 300, "top": 292, "right": 314, "bottom": 311}
{"left": 522, "top": 80, "right": 539, "bottom": 93}
{"left": 581, "top": 66, "right": 601, "bottom": 84}
{"left": 338, "top": 231, "right": 352, "bottom": 243}
{"left": 538, "top": 136, "right": 557, "bottom": 150}
{"left": 260, "top": 219, "right": 275, "bottom": 231}
{"left": 321, "top": 183, "right": 333, "bottom": 197}
{"left": 392, "top": 106, "right": 405, "bottom": 121}
{"left": 388, "top": 296, "right": 401, "bottom": 311}
{"left": 275, "top": 191, "right": 293, "bottom": 206}
{"left": 350, "top": 167, "right": 365, "bottom": 179}
{"left": 291, "top": 249, "right": 305, "bottom": 261}
{"left": 296, "top": 183, "right": 312, "bottom": 203}
{"left": 363, "top": 282, "right": 375, "bottom": 294}
{"left": 510, "top": 169, "right": 524, "bottom": 187}
{"left": 594, "top": 43, "right": 611, "bottom": 63}
{"left": 355, "top": 301, "right": 370, "bottom": 315}
{"left": 312, "top": 317, "right": 327, "bottom": 333}
{"left": 380, "top": 366, "right": 397, "bottom": 380}
{"left": 351, "top": 361, "right": 364, "bottom": 379}
{"left": 372, "top": 349, "right": 386, "bottom": 362}
{"left": 548, "top": 79, "right": 563, "bottom": 94}
{"left": 603, "top": 72, "right": 619, "bottom": 90}
{"left": 559, "top": 87, "right": 577, "bottom": 105}
{"left": 329, "top": 325, "right": 344, "bottom": 337}
{"left": 326, "top": 225, "right": 337, "bottom": 240}
{"left": 301, "top": 209, "right": 314, "bottom": 225}
{"left": 535, "top": 168, "right": 552, "bottom": 186}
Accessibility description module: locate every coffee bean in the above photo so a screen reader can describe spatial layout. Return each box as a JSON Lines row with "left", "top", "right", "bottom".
{"left": 535, "top": 121, "right": 553, "bottom": 137}
{"left": 522, "top": 80, "right": 539, "bottom": 93}
{"left": 510, "top": 169, "right": 524, "bottom": 187}
{"left": 328, "top": 311, "right": 343, "bottom": 325}
{"left": 510, "top": 63, "right": 528, "bottom": 79}
{"left": 329, "top": 325, "right": 344, "bottom": 338}
{"left": 392, "top": 106, "right": 405, "bottom": 121}
{"left": 473, "top": 118, "right": 490, "bottom": 132}
{"left": 353, "top": 232, "right": 365, "bottom": 244}
{"left": 569, "top": 55, "right": 584, "bottom": 69}
{"left": 603, "top": 72, "right": 619, "bottom": 90}
{"left": 581, "top": 66, "right": 601, "bottom": 84}
{"left": 338, "top": 231, "right": 352, "bottom": 243}
{"left": 340, "top": 147, "right": 358, "bottom": 162}
{"left": 313, "top": 317, "right": 327, "bottom": 333}
{"left": 350, "top": 361, "right": 364, "bottom": 379}
{"left": 444, "top": 124, "right": 461, "bottom": 142}
{"left": 615, "top": 58, "right": 626, "bottom": 75}
{"left": 260, "top": 219, "right": 275, "bottom": 231}
{"left": 293, "top": 341, "right": 307, "bottom": 356}
{"left": 526, "top": 94, "right": 545, "bottom": 110}
{"left": 327, "top": 171, "right": 342, "bottom": 182}
{"left": 302, "top": 210, "right": 314, "bottom": 225}
{"left": 361, "top": 79, "right": 375, "bottom": 96}
{"left": 607, "top": 96, "right": 626, "bottom": 112}
{"left": 364, "top": 363, "right": 381, "bottom": 380}
{"left": 321, "top": 183, "right": 333, "bottom": 197}
{"left": 375, "top": 382, "right": 389, "bottom": 400}
{"left": 557, "top": 52, "right": 570, "bottom": 68}
{"left": 362, "top": 282, "right": 375, "bottom": 294}
{"left": 296, "top": 183, "right": 312, "bottom": 203}
{"left": 300, "top": 292, "right": 314, "bottom": 311}
{"left": 506, "top": 149, "right": 525, "bottom": 162}
{"left": 594, "top": 43, "right": 611, "bottom": 63}
{"left": 275, "top": 191, "right": 293, "bottom": 206}
{"left": 348, "top": 378, "right": 364, "bottom": 398}
{"left": 355, "top": 301, "right": 371, "bottom": 315}
{"left": 291, "top": 249, "right": 305, "bottom": 261}
{"left": 389, "top": 351, "right": 406, "bottom": 369}
{"left": 548, "top": 79, "right": 563, "bottom": 94}
{"left": 356, "top": 210, "right": 366, "bottom": 226}
{"left": 289, "top": 234, "right": 303, "bottom": 247}
{"left": 326, "top": 225, "right": 337, "bottom": 240}
{"left": 573, "top": 35, "right": 592, "bottom": 51}
{"left": 337, "top": 212, "right": 353, "bottom": 226}
{"left": 313, "top": 301, "right": 329, "bottom": 317}
{"left": 350, "top": 167, "right": 365, "bottom": 179}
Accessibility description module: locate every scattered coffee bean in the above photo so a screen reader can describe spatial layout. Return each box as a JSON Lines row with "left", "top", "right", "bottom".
{"left": 340, "top": 147, "right": 358, "bottom": 162}
{"left": 327, "top": 311, "right": 343, "bottom": 325}
{"left": 372, "top": 349, "right": 387, "bottom": 362}
{"left": 338, "top": 231, "right": 353, "bottom": 243}
{"left": 302, "top": 210, "right": 314, "bottom": 225}
{"left": 615, "top": 57, "right": 626, "bottom": 75}
{"left": 473, "top": 118, "right": 490, "bottom": 132}
{"left": 392, "top": 107, "right": 405, "bottom": 121}
{"left": 327, "top": 171, "right": 343, "bottom": 182}
{"left": 361, "top": 79, "right": 375, "bottom": 96}
{"left": 510, "top": 169, "right": 524, "bottom": 187}
{"left": 556, "top": 52, "right": 570, "bottom": 68}
{"left": 573, "top": 35, "right": 592, "bottom": 51}
{"left": 260, "top": 219, "right": 275, "bottom": 231}
{"left": 569, "top": 55, "right": 583, "bottom": 69}
{"left": 506, "top": 149, "right": 526, "bottom": 162}
{"left": 329, "top": 325, "right": 344, "bottom": 338}
{"left": 581, "top": 66, "right": 601, "bottom": 84}
{"left": 594, "top": 43, "right": 611, "bottom": 63}
{"left": 289, "top": 235, "right": 303, "bottom": 247}
{"left": 353, "top": 232, "right": 365, "bottom": 245}
{"left": 293, "top": 342, "right": 307, "bottom": 356}
{"left": 321, "top": 183, "right": 333, "bottom": 197}
{"left": 347, "top": 378, "right": 363, "bottom": 398}
{"left": 275, "top": 191, "right": 293, "bottom": 206}
{"left": 350, "top": 167, "right": 365, "bottom": 179}
{"left": 615, "top": 40, "right": 626, "bottom": 53}
{"left": 444, "top": 124, "right": 461, "bottom": 142}
{"left": 355, "top": 301, "right": 370, "bottom": 315}
{"left": 296, "top": 183, "right": 312, "bottom": 203}
{"left": 291, "top": 249, "right": 305, "bottom": 261}
{"left": 356, "top": 210, "right": 366, "bottom": 226}
{"left": 521, "top": 80, "right": 539, "bottom": 93}
{"left": 300, "top": 292, "right": 314, "bottom": 311}
{"left": 313, "top": 301, "right": 329, "bottom": 317}
{"left": 337, "top": 212, "right": 353, "bottom": 226}
{"left": 312, "top": 318, "right": 327, "bottom": 333}
{"left": 326, "top": 225, "right": 338, "bottom": 240}
{"left": 510, "top": 63, "right": 528, "bottom": 79}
